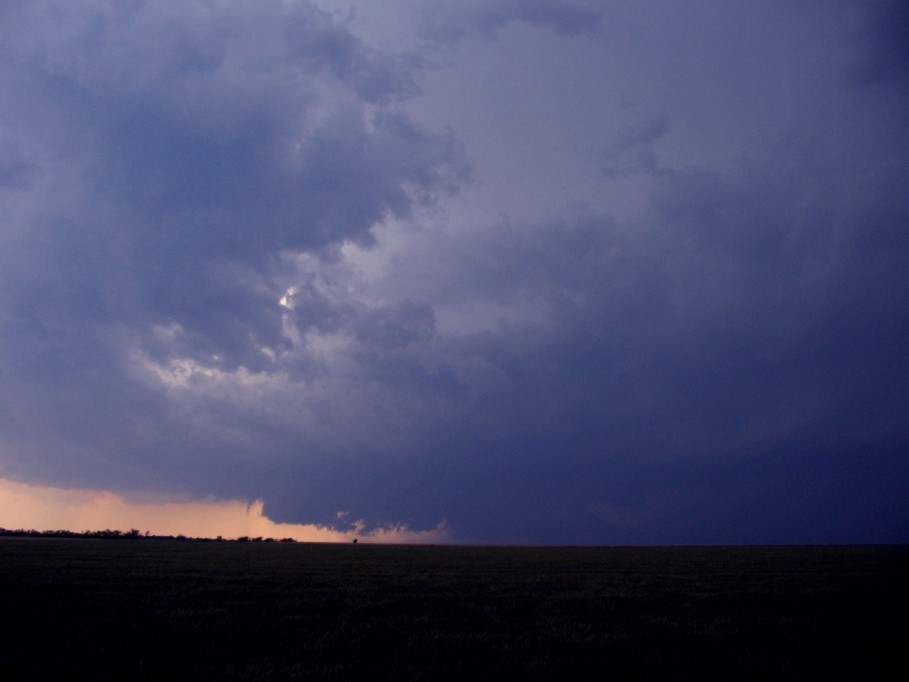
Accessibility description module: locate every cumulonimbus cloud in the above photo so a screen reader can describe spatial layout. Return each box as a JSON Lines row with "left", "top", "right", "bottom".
{"left": 0, "top": 1, "right": 907, "bottom": 544}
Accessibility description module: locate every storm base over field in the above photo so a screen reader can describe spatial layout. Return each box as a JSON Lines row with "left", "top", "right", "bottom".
{"left": 1, "top": 1, "right": 907, "bottom": 543}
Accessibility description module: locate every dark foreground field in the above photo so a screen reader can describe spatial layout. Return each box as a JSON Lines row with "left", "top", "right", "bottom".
{"left": 1, "top": 539, "right": 906, "bottom": 680}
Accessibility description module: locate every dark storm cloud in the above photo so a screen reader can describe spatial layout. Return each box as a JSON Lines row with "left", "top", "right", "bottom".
{"left": 294, "top": 144, "right": 909, "bottom": 541}
{"left": 1, "top": 1, "right": 907, "bottom": 542}
{"left": 0, "top": 0, "right": 462, "bottom": 484}
{"left": 0, "top": 0, "right": 462, "bottom": 359}
{"left": 256, "top": 116, "right": 909, "bottom": 540}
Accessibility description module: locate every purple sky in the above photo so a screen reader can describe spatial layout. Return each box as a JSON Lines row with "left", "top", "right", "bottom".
{"left": 1, "top": 0, "right": 907, "bottom": 543}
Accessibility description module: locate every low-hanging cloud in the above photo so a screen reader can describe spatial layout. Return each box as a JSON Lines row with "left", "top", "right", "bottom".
{"left": 0, "top": 477, "right": 449, "bottom": 543}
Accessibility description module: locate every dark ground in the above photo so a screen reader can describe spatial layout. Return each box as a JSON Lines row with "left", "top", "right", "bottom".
{"left": 0, "top": 539, "right": 906, "bottom": 680}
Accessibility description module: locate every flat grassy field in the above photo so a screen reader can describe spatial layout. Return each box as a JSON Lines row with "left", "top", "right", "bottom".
{"left": 1, "top": 539, "right": 906, "bottom": 679}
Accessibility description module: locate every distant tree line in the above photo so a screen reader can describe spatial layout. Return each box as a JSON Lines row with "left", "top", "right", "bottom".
{"left": 0, "top": 527, "right": 297, "bottom": 543}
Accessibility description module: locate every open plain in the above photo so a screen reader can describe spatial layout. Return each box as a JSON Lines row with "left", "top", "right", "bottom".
{"left": 1, "top": 539, "right": 906, "bottom": 679}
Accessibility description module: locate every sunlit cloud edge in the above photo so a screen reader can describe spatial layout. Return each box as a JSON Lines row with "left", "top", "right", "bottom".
{"left": 0, "top": 477, "right": 450, "bottom": 544}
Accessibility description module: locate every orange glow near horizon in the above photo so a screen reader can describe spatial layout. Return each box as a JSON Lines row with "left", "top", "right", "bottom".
{"left": 0, "top": 477, "right": 450, "bottom": 543}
